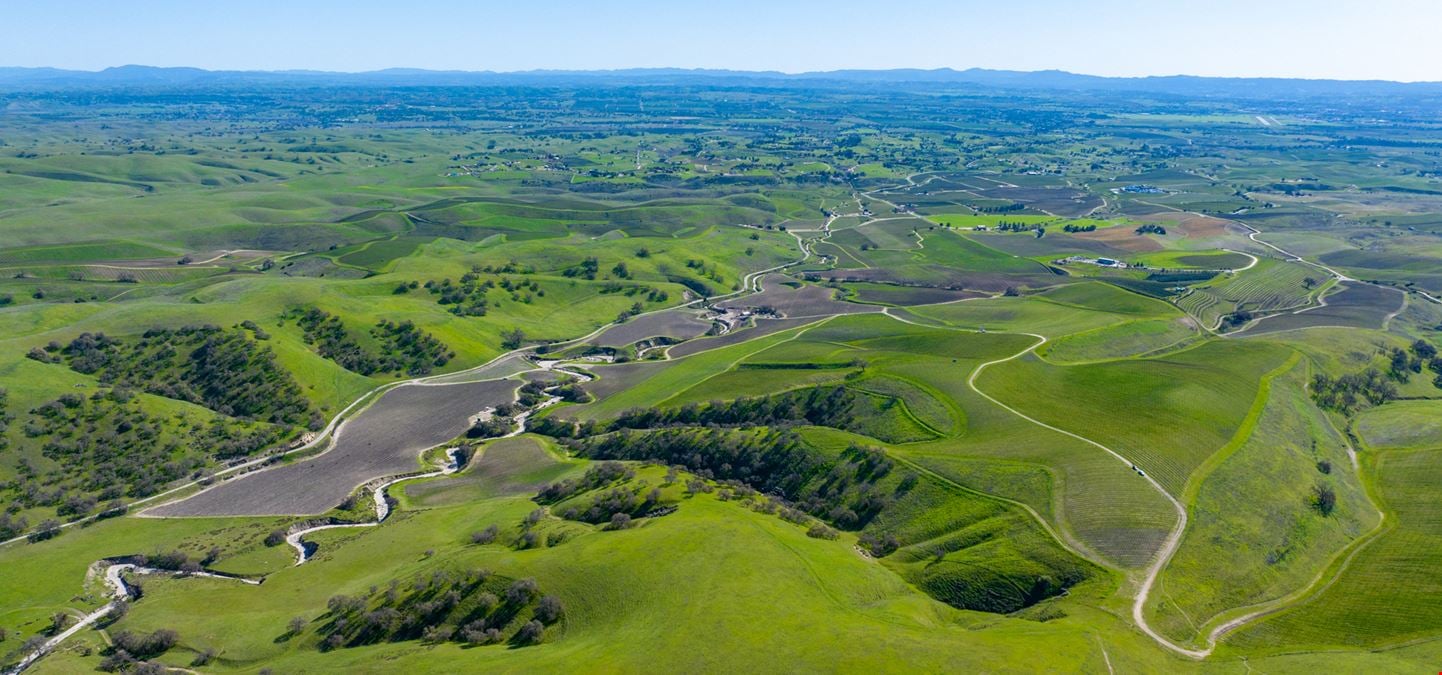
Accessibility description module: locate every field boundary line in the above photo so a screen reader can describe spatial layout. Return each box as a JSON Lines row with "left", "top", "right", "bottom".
{"left": 1179, "top": 351, "right": 1301, "bottom": 506}
{"left": 1187, "top": 406, "right": 1394, "bottom": 649}
{"left": 901, "top": 308, "right": 1205, "bottom": 659}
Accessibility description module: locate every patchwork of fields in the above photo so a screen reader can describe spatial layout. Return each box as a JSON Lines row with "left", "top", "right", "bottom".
{"left": 2, "top": 75, "right": 1442, "bottom": 674}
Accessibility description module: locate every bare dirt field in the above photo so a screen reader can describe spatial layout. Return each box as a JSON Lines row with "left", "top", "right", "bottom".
{"left": 574, "top": 316, "right": 828, "bottom": 402}
{"left": 591, "top": 308, "right": 713, "bottom": 347}
{"left": 975, "top": 186, "right": 1105, "bottom": 217}
{"left": 1149, "top": 211, "right": 1236, "bottom": 239}
{"left": 147, "top": 379, "right": 521, "bottom": 516}
{"left": 575, "top": 360, "right": 671, "bottom": 402}
{"left": 665, "top": 317, "right": 818, "bottom": 359}
{"left": 832, "top": 266, "right": 1062, "bottom": 293}
{"left": 844, "top": 284, "right": 984, "bottom": 306}
{"left": 717, "top": 274, "right": 878, "bottom": 318}
{"left": 1075, "top": 227, "right": 1167, "bottom": 252}
{"left": 1243, "top": 282, "right": 1405, "bottom": 335}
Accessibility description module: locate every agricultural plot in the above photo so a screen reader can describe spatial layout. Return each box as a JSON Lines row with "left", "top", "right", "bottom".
{"left": 827, "top": 218, "right": 924, "bottom": 251}
{"left": 876, "top": 347, "right": 1179, "bottom": 569}
{"left": 13, "top": 72, "right": 1442, "bottom": 674}
{"left": 590, "top": 308, "right": 713, "bottom": 347}
{"left": 1040, "top": 318, "right": 1200, "bottom": 363}
{"left": 977, "top": 340, "right": 1292, "bottom": 495}
{"left": 819, "top": 225, "right": 1059, "bottom": 292}
{"left": 837, "top": 282, "right": 983, "bottom": 306}
{"left": 1354, "top": 400, "right": 1442, "bottom": 452}
{"left": 1039, "top": 282, "right": 1179, "bottom": 317}
{"left": 1320, "top": 244, "right": 1442, "bottom": 295}
{"left": 1177, "top": 257, "right": 1325, "bottom": 327}
{"left": 333, "top": 236, "right": 433, "bottom": 271}
{"left": 1147, "top": 362, "right": 1375, "bottom": 644}
{"left": 963, "top": 230, "right": 1136, "bottom": 260}
{"left": 716, "top": 274, "right": 878, "bottom": 318}
{"left": 911, "top": 293, "right": 1143, "bottom": 338}
{"left": 1226, "top": 445, "right": 1442, "bottom": 651}
{"left": 402, "top": 436, "right": 578, "bottom": 507}
{"left": 663, "top": 317, "right": 817, "bottom": 359}
{"left": 969, "top": 186, "right": 1105, "bottom": 217}
{"left": 1243, "top": 282, "right": 1405, "bottom": 335}
{"left": 1136, "top": 250, "right": 1255, "bottom": 270}
{"left": 148, "top": 379, "right": 520, "bottom": 516}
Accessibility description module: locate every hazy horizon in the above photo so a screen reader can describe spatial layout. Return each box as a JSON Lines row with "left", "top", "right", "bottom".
{"left": 5, "top": 63, "right": 1442, "bottom": 85}
{"left": 4, "top": 0, "right": 1440, "bottom": 82}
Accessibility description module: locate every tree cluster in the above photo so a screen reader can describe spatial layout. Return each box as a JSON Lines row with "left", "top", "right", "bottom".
{"left": 1311, "top": 368, "right": 1397, "bottom": 413}
{"left": 292, "top": 308, "right": 452, "bottom": 376}
{"left": 608, "top": 386, "right": 858, "bottom": 433}
{"left": 535, "top": 461, "right": 634, "bottom": 504}
{"left": 315, "top": 569, "right": 557, "bottom": 650}
{"left": 51, "top": 325, "right": 316, "bottom": 427}
{"left": 8, "top": 387, "right": 287, "bottom": 523}
{"left": 1387, "top": 340, "right": 1442, "bottom": 386}
{"left": 428, "top": 269, "right": 546, "bottom": 316}
{"left": 991, "top": 221, "right": 1039, "bottom": 233}
{"left": 99, "top": 628, "right": 179, "bottom": 672}
{"left": 566, "top": 428, "right": 907, "bottom": 533}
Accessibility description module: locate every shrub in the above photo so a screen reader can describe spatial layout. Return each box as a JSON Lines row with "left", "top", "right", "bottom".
{"left": 192, "top": 647, "right": 217, "bottom": 666}
{"left": 471, "top": 524, "right": 500, "bottom": 545}
{"left": 505, "top": 578, "right": 538, "bottom": 605}
{"left": 858, "top": 531, "right": 900, "bottom": 557}
{"left": 1312, "top": 484, "right": 1337, "bottom": 517}
{"left": 534, "top": 595, "right": 564, "bottom": 624}
{"left": 27, "top": 518, "right": 62, "bottom": 543}
{"left": 111, "top": 628, "right": 179, "bottom": 659}
{"left": 807, "top": 523, "right": 840, "bottom": 540}
{"left": 514, "top": 620, "right": 545, "bottom": 645}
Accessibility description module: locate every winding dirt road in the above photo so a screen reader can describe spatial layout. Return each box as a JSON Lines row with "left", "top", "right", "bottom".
{"left": 4, "top": 564, "right": 258, "bottom": 674}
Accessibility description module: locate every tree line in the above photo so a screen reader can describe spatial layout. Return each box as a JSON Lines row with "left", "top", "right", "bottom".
{"left": 563, "top": 427, "right": 912, "bottom": 533}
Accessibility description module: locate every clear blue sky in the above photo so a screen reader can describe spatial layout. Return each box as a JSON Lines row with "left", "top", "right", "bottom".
{"left": 3, "top": 0, "right": 1438, "bottom": 81}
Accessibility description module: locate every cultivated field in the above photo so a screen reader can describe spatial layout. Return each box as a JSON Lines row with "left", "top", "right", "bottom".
{"left": 148, "top": 379, "right": 520, "bottom": 516}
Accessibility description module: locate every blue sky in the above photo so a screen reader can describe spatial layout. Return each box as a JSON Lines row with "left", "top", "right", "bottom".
{"left": 3, "top": 0, "right": 1438, "bottom": 81}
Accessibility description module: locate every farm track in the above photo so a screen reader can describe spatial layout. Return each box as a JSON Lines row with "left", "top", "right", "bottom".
{"left": 886, "top": 279, "right": 1210, "bottom": 657}
{"left": 1181, "top": 404, "right": 1392, "bottom": 651}
{"left": 886, "top": 180, "right": 1403, "bottom": 657}
{"left": 4, "top": 562, "right": 258, "bottom": 675}
{"left": 8, "top": 364, "right": 600, "bottom": 672}
{"left": 871, "top": 178, "right": 1313, "bottom": 659}
{"left": 284, "top": 447, "right": 463, "bottom": 565}
{"left": 9, "top": 175, "right": 1405, "bottom": 665}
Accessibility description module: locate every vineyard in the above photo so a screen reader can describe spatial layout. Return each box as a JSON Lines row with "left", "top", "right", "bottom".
{"left": 1173, "top": 257, "right": 1323, "bottom": 327}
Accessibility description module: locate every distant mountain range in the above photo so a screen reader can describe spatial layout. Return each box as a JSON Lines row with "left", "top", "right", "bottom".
{"left": 2, "top": 65, "right": 1440, "bottom": 99}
